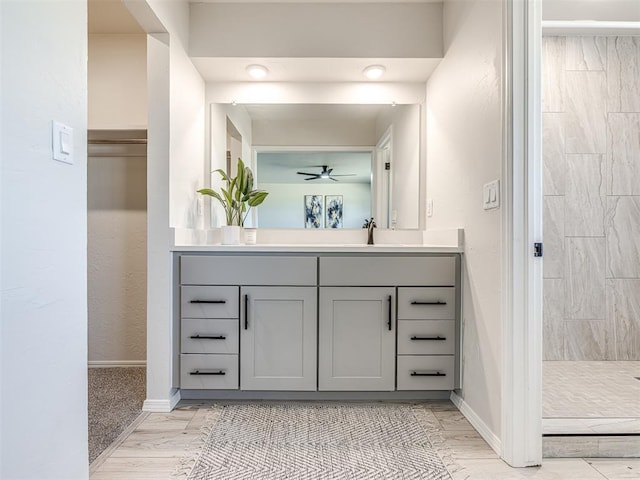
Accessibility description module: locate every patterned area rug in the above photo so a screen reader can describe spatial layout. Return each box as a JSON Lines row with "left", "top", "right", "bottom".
{"left": 175, "top": 403, "right": 453, "bottom": 480}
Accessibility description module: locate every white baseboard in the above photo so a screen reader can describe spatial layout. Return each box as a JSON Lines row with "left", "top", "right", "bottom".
{"left": 451, "top": 391, "right": 502, "bottom": 456}
{"left": 143, "top": 390, "right": 181, "bottom": 413}
{"left": 88, "top": 360, "right": 146, "bottom": 368}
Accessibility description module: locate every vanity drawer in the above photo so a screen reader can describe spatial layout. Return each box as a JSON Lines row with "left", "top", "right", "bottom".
{"left": 397, "top": 355, "right": 455, "bottom": 390}
{"left": 397, "top": 320, "right": 455, "bottom": 355}
{"left": 319, "top": 256, "right": 455, "bottom": 286}
{"left": 397, "top": 287, "right": 455, "bottom": 319}
{"left": 181, "top": 319, "right": 239, "bottom": 354}
{"left": 181, "top": 286, "right": 239, "bottom": 318}
{"left": 180, "top": 354, "right": 238, "bottom": 389}
{"left": 181, "top": 256, "right": 317, "bottom": 286}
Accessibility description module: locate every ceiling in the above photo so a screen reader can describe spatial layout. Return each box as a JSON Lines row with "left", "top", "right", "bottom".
{"left": 192, "top": 57, "right": 441, "bottom": 83}
{"left": 88, "top": 0, "right": 441, "bottom": 82}
{"left": 257, "top": 151, "right": 373, "bottom": 184}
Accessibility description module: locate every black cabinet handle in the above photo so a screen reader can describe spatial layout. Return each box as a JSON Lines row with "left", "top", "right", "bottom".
{"left": 410, "top": 336, "right": 446, "bottom": 341}
{"left": 410, "top": 371, "right": 446, "bottom": 377}
{"left": 189, "top": 335, "right": 226, "bottom": 340}
{"left": 244, "top": 294, "right": 249, "bottom": 330}
{"left": 190, "top": 370, "right": 226, "bottom": 376}
{"left": 387, "top": 295, "right": 393, "bottom": 331}
{"left": 411, "top": 301, "right": 446, "bottom": 305}
{"left": 190, "top": 300, "right": 226, "bottom": 304}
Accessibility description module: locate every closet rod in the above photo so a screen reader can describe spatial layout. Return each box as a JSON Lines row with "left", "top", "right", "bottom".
{"left": 88, "top": 138, "right": 147, "bottom": 145}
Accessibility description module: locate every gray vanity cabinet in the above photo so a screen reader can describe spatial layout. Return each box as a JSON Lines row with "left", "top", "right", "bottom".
{"left": 319, "top": 287, "right": 396, "bottom": 391}
{"left": 240, "top": 286, "right": 317, "bottom": 391}
{"left": 177, "top": 252, "right": 460, "bottom": 397}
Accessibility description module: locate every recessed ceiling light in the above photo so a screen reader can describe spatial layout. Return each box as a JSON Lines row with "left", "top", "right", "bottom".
{"left": 363, "top": 65, "right": 386, "bottom": 80}
{"left": 246, "top": 64, "right": 269, "bottom": 79}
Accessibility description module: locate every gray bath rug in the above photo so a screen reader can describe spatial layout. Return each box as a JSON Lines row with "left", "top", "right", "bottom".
{"left": 175, "top": 403, "right": 454, "bottom": 480}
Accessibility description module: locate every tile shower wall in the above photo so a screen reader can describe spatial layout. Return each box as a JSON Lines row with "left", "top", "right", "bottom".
{"left": 543, "top": 36, "right": 640, "bottom": 361}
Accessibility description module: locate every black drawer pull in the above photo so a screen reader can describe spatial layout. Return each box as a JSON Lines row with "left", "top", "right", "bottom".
{"left": 189, "top": 335, "right": 226, "bottom": 340}
{"left": 410, "top": 371, "right": 446, "bottom": 377}
{"left": 411, "top": 301, "right": 447, "bottom": 305}
{"left": 190, "top": 370, "right": 226, "bottom": 376}
{"left": 410, "top": 336, "right": 446, "bottom": 341}
{"left": 190, "top": 300, "right": 226, "bottom": 304}
{"left": 387, "top": 295, "right": 393, "bottom": 331}
{"left": 244, "top": 294, "right": 249, "bottom": 330}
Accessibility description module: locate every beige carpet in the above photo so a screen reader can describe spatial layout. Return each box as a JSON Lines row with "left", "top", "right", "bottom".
{"left": 88, "top": 367, "right": 146, "bottom": 463}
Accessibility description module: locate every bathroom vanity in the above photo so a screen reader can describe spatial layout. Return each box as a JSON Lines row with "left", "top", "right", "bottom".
{"left": 173, "top": 244, "right": 462, "bottom": 399}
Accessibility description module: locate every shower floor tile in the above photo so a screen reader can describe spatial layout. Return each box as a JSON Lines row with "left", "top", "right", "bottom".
{"left": 543, "top": 361, "right": 640, "bottom": 435}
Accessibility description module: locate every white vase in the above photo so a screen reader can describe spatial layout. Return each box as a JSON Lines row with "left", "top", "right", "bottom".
{"left": 221, "top": 225, "right": 241, "bottom": 245}
{"left": 244, "top": 228, "right": 257, "bottom": 245}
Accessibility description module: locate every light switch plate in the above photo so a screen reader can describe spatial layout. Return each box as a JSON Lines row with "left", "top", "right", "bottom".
{"left": 483, "top": 179, "right": 500, "bottom": 210}
{"left": 52, "top": 121, "right": 74, "bottom": 164}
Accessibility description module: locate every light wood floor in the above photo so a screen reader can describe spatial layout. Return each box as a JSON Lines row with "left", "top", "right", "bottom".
{"left": 90, "top": 401, "right": 638, "bottom": 480}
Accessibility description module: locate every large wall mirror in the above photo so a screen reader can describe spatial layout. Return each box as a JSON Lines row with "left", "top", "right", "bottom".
{"left": 211, "top": 102, "right": 422, "bottom": 230}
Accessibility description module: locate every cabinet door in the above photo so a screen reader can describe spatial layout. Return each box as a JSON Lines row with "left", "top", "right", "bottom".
{"left": 319, "top": 287, "right": 396, "bottom": 391}
{"left": 240, "top": 287, "right": 317, "bottom": 391}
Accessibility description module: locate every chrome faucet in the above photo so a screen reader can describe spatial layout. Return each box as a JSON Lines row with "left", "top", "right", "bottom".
{"left": 363, "top": 217, "right": 377, "bottom": 245}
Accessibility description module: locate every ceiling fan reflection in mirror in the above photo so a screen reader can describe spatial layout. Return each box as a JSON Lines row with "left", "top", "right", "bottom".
{"left": 296, "top": 165, "right": 356, "bottom": 182}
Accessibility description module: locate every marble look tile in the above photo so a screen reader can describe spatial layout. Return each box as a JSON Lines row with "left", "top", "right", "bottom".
{"left": 543, "top": 113, "right": 565, "bottom": 195}
{"left": 607, "top": 279, "right": 640, "bottom": 360}
{"left": 109, "top": 430, "right": 200, "bottom": 458}
{"left": 94, "top": 457, "right": 179, "bottom": 473}
{"left": 565, "top": 155, "right": 605, "bottom": 236}
{"left": 607, "top": 113, "right": 640, "bottom": 195}
{"left": 566, "top": 36, "right": 606, "bottom": 71}
{"left": 565, "top": 237, "right": 606, "bottom": 319}
{"left": 543, "top": 279, "right": 564, "bottom": 361}
{"left": 543, "top": 361, "right": 640, "bottom": 418}
{"left": 564, "top": 320, "right": 614, "bottom": 360}
{"left": 543, "top": 437, "right": 599, "bottom": 458}
{"left": 565, "top": 71, "right": 607, "bottom": 154}
{"left": 598, "top": 436, "right": 640, "bottom": 458}
{"left": 542, "top": 37, "right": 565, "bottom": 112}
{"left": 607, "top": 36, "right": 640, "bottom": 113}
{"left": 543, "top": 197, "right": 565, "bottom": 278}
{"left": 454, "top": 458, "right": 604, "bottom": 479}
{"left": 588, "top": 459, "right": 640, "bottom": 480}
{"left": 606, "top": 196, "right": 640, "bottom": 278}
{"left": 439, "top": 431, "right": 499, "bottom": 459}
{"left": 543, "top": 418, "right": 640, "bottom": 435}
{"left": 432, "top": 410, "right": 475, "bottom": 431}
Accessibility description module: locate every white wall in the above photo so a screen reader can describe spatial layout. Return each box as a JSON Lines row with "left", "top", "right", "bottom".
{"left": 375, "top": 104, "right": 421, "bottom": 229}
{"left": 208, "top": 103, "right": 253, "bottom": 227}
{"left": 190, "top": 2, "right": 443, "bottom": 59}
{"left": 136, "top": 0, "right": 206, "bottom": 409}
{"left": 88, "top": 152, "right": 147, "bottom": 364}
{"left": 1, "top": 1, "right": 89, "bottom": 478}
{"left": 87, "top": 33, "right": 148, "bottom": 365}
{"left": 426, "top": 0, "right": 503, "bottom": 446}
{"left": 206, "top": 82, "right": 426, "bottom": 105}
{"left": 253, "top": 117, "right": 377, "bottom": 146}
{"left": 88, "top": 34, "right": 147, "bottom": 130}
{"left": 258, "top": 183, "right": 371, "bottom": 229}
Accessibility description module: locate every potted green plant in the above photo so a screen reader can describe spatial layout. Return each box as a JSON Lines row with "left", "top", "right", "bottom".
{"left": 197, "top": 158, "right": 268, "bottom": 245}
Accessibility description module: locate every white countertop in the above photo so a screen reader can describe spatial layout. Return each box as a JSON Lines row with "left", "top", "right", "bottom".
{"left": 171, "top": 244, "right": 462, "bottom": 253}
{"left": 170, "top": 227, "right": 464, "bottom": 253}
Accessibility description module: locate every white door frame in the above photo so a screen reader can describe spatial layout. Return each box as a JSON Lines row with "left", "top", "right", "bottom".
{"left": 501, "top": 0, "right": 543, "bottom": 467}
{"left": 375, "top": 126, "right": 393, "bottom": 228}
